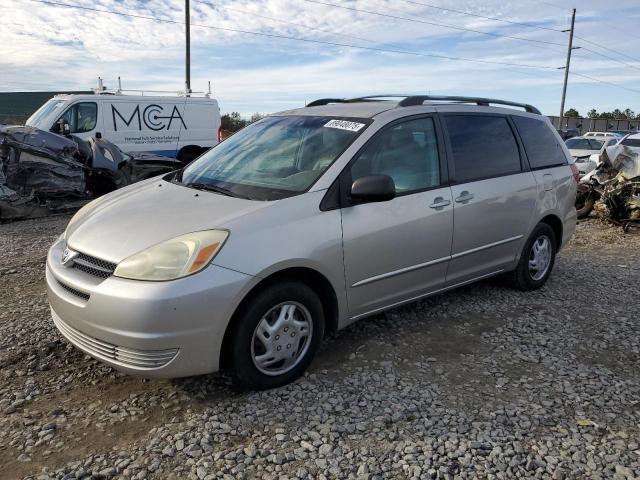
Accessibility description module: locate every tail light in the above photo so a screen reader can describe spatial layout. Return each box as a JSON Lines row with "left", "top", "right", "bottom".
{"left": 570, "top": 163, "right": 580, "bottom": 183}
{"left": 217, "top": 126, "right": 222, "bottom": 143}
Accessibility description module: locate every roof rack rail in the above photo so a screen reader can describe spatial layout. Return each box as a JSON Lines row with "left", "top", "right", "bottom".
{"left": 306, "top": 98, "right": 348, "bottom": 107}
{"left": 397, "top": 95, "right": 541, "bottom": 114}
{"left": 306, "top": 94, "right": 411, "bottom": 107}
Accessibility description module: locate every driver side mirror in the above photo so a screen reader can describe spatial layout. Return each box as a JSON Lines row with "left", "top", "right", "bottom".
{"left": 350, "top": 174, "right": 396, "bottom": 202}
{"left": 55, "top": 118, "right": 70, "bottom": 136}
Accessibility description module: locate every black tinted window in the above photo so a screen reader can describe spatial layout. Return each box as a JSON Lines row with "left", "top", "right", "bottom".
{"left": 445, "top": 115, "right": 520, "bottom": 183}
{"left": 350, "top": 117, "right": 440, "bottom": 194}
{"left": 622, "top": 138, "right": 640, "bottom": 147}
{"left": 513, "top": 116, "right": 567, "bottom": 169}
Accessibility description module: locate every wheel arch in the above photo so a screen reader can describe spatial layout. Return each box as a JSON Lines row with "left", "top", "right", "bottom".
{"left": 539, "top": 213, "right": 563, "bottom": 249}
{"left": 219, "top": 266, "right": 340, "bottom": 369}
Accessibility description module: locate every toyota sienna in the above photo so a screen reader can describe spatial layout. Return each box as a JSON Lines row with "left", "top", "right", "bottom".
{"left": 46, "top": 95, "right": 578, "bottom": 389}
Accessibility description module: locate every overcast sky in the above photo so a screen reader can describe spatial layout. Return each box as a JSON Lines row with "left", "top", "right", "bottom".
{"left": 1, "top": 0, "right": 639, "bottom": 116}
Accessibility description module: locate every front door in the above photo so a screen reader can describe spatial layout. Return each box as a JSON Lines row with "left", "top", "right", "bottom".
{"left": 340, "top": 116, "right": 453, "bottom": 318}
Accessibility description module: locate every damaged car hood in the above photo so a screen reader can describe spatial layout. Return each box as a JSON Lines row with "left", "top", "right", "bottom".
{"left": 66, "top": 178, "right": 268, "bottom": 263}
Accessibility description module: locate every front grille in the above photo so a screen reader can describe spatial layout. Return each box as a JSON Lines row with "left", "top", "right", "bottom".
{"left": 57, "top": 279, "right": 90, "bottom": 301}
{"left": 53, "top": 315, "right": 178, "bottom": 369}
{"left": 71, "top": 253, "right": 117, "bottom": 279}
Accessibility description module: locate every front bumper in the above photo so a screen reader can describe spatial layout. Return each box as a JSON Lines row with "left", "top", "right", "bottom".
{"left": 46, "top": 236, "right": 254, "bottom": 378}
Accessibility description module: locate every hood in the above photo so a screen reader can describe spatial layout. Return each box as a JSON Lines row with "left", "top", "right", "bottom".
{"left": 66, "top": 179, "right": 268, "bottom": 263}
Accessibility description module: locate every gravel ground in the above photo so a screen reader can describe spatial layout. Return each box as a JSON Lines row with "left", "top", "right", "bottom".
{"left": 0, "top": 215, "right": 639, "bottom": 480}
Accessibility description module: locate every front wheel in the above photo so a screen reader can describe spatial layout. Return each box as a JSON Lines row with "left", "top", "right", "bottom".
{"left": 509, "top": 223, "right": 557, "bottom": 291}
{"left": 228, "top": 282, "right": 324, "bottom": 390}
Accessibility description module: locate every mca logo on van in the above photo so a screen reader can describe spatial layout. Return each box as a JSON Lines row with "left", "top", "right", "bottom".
{"left": 111, "top": 104, "right": 187, "bottom": 131}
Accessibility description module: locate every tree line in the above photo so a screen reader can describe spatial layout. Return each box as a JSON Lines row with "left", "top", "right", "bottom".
{"left": 564, "top": 108, "right": 639, "bottom": 120}
{"left": 221, "top": 112, "right": 264, "bottom": 132}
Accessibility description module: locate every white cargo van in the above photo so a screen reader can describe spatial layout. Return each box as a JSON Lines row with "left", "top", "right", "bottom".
{"left": 26, "top": 90, "right": 221, "bottom": 163}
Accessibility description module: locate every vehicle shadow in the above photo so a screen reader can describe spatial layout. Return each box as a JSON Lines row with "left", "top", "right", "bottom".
{"left": 168, "top": 274, "right": 512, "bottom": 403}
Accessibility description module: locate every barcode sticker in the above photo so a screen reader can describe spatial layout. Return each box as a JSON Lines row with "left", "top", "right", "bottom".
{"left": 324, "top": 119, "right": 366, "bottom": 132}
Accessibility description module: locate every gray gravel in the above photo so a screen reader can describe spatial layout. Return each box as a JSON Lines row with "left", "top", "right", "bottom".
{"left": 1, "top": 215, "right": 639, "bottom": 479}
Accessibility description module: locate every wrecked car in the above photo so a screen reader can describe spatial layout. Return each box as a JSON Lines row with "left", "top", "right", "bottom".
{"left": 576, "top": 143, "right": 640, "bottom": 231}
{"left": 0, "top": 125, "right": 182, "bottom": 220}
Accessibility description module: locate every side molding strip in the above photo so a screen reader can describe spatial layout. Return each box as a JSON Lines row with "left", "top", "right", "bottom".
{"left": 351, "top": 235, "right": 522, "bottom": 288}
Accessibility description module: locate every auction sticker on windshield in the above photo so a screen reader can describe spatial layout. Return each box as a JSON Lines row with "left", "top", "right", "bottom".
{"left": 324, "top": 119, "right": 366, "bottom": 132}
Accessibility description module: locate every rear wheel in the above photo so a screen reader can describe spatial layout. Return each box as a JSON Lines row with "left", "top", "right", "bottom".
{"left": 229, "top": 282, "right": 324, "bottom": 390}
{"left": 509, "top": 223, "right": 557, "bottom": 291}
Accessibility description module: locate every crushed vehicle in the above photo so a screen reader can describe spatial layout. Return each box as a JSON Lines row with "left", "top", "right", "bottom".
{"left": 0, "top": 125, "right": 182, "bottom": 220}
{"left": 566, "top": 136, "right": 619, "bottom": 175}
{"left": 576, "top": 143, "right": 640, "bottom": 231}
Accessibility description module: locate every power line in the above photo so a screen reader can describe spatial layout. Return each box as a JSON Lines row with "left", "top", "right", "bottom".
{"left": 394, "top": 0, "right": 564, "bottom": 34}
{"left": 574, "top": 47, "right": 640, "bottom": 74}
{"left": 26, "top": 0, "right": 560, "bottom": 70}
{"left": 196, "top": 0, "right": 387, "bottom": 47}
{"left": 573, "top": 34, "right": 640, "bottom": 64}
{"left": 581, "top": 17, "right": 640, "bottom": 42}
{"left": 570, "top": 71, "right": 640, "bottom": 95}
{"left": 302, "top": 0, "right": 568, "bottom": 47}
{"left": 532, "top": 1, "right": 640, "bottom": 65}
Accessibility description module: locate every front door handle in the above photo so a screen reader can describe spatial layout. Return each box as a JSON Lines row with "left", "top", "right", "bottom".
{"left": 455, "top": 191, "right": 474, "bottom": 203}
{"left": 429, "top": 197, "right": 451, "bottom": 209}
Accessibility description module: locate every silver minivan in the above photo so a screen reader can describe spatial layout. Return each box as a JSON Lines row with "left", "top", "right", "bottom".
{"left": 46, "top": 95, "right": 578, "bottom": 389}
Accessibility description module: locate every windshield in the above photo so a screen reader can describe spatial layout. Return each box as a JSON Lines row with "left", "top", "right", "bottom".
{"left": 566, "top": 138, "right": 603, "bottom": 150}
{"left": 622, "top": 137, "right": 640, "bottom": 147}
{"left": 179, "top": 115, "right": 369, "bottom": 200}
{"left": 25, "top": 99, "right": 66, "bottom": 127}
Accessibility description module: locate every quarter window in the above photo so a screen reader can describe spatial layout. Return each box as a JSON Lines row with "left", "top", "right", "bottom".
{"left": 350, "top": 117, "right": 440, "bottom": 194}
{"left": 445, "top": 115, "right": 521, "bottom": 183}
{"left": 57, "top": 102, "right": 97, "bottom": 133}
{"left": 513, "top": 116, "right": 568, "bottom": 169}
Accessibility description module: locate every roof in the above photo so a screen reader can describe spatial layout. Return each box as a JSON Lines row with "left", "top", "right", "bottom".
{"left": 276, "top": 101, "right": 396, "bottom": 119}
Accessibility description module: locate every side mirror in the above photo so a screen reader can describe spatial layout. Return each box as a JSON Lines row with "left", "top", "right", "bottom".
{"left": 95, "top": 132, "right": 102, "bottom": 139}
{"left": 350, "top": 174, "right": 395, "bottom": 202}
{"left": 56, "top": 118, "right": 70, "bottom": 136}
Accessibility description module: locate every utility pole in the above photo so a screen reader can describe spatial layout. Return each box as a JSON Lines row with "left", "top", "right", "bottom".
{"left": 558, "top": 8, "right": 577, "bottom": 129}
{"left": 185, "top": 0, "right": 191, "bottom": 95}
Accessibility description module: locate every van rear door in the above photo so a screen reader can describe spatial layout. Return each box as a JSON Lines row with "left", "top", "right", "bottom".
{"left": 177, "top": 99, "right": 220, "bottom": 153}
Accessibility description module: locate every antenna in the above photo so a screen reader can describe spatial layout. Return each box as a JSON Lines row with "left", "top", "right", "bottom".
{"left": 207, "top": 81, "right": 211, "bottom": 98}
{"left": 117, "top": 76, "right": 122, "bottom": 94}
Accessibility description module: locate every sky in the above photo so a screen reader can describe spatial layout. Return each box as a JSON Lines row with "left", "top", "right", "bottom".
{"left": 1, "top": 0, "right": 639, "bottom": 117}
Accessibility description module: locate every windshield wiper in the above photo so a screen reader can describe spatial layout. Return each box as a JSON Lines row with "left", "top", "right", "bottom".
{"left": 184, "top": 182, "right": 251, "bottom": 200}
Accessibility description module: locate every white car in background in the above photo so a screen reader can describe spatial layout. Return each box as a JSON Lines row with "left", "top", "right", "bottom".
{"left": 566, "top": 136, "right": 618, "bottom": 174}
{"left": 619, "top": 133, "right": 640, "bottom": 153}
{"left": 583, "top": 131, "right": 623, "bottom": 139}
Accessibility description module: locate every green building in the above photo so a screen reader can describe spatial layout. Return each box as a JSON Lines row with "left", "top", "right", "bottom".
{"left": 0, "top": 91, "right": 91, "bottom": 124}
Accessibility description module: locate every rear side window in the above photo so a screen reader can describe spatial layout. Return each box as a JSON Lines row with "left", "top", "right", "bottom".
{"left": 445, "top": 115, "right": 521, "bottom": 183}
{"left": 513, "top": 116, "right": 567, "bottom": 169}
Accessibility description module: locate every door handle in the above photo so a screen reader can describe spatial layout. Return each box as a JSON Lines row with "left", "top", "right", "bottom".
{"left": 429, "top": 197, "right": 451, "bottom": 209}
{"left": 455, "top": 191, "right": 474, "bottom": 203}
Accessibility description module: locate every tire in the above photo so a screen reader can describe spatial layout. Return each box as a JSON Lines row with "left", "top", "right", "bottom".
{"left": 228, "top": 282, "right": 324, "bottom": 390}
{"left": 575, "top": 190, "right": 595, "bottom": 219}
{"left": 509, "top": 223, "right": 557, "bottom": 291}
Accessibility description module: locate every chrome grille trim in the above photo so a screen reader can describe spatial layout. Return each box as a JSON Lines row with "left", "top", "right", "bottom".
{"left": 53, "top": 315, "right": 178, "bottom": 369}
{"left": 71, "top": 253, "right": 117, "bottom": 279}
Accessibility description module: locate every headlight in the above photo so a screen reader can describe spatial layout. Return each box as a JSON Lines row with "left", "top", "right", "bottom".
{"left": 113, "top": 230, "right": 229, "bottom": 281}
